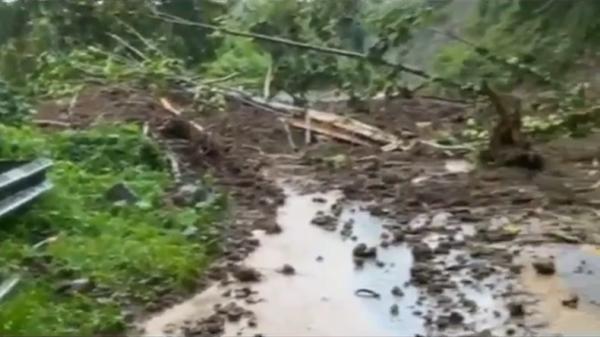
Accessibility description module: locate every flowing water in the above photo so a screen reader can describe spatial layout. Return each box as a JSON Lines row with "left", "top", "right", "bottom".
{"left": 144, "top": 186, "right": 518, "bottom": 336}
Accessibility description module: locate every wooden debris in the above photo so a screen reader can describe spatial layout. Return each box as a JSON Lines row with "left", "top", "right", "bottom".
{"left": 286, "top": 117, "right": 372, "bottom": 147}
{"left": 160, "top": 97, "right": 207, "bottom": 135}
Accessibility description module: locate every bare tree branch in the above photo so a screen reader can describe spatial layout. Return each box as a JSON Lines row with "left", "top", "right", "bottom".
{"left": 148, "top": 7, "right": 465, "bottom": 90}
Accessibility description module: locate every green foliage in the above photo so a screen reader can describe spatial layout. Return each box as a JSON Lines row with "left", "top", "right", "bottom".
{"left": 28, "top": 47, "right": 190, "bottom": 97}
{"left": 204, "top": 38, "right": 271, "bottom": 88}
{"left": 435, "top": 0, "right": 600, "bottom": 88}
{"left": 0, "top": 79, "right": 32, "bottom": 125}
{"left": 0, "top": 0, "right": 226, "bottom": 87}
{"left": 0, "top": 124, "right": 225, "bottom": 335}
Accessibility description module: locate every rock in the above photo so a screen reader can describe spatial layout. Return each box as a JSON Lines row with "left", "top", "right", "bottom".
{"left": 311, "top": 212, "right": 338, "bottom": 231}
{"left": 391, "top": 286, "right": 404, "bottom": 297}
{"left": 353, "top": 243, "right": 377, "bottom": 259}
{"left": 507, "top": 302, "right": 525, "bottom": 317}
{"left": 312, "top": 197, "right": 327, "bottom": 203}
{"left": 105, "top": 183, "right": 139, "bottom": 204}
{"left": 448, "top": 311, "right": 464, "bottom": 325}
{"left": 533, "top": 257, "right": 556, "bottom": 275}
{"left": 390, "top": 304, "right": 399, "bottom": 316}
{"left": 278, "top": 264, "right": 296, "bottom": 276}
{"left": 436, "top": 315, "right": 450, "bottom": 330}
{"left": 232, "top": 266, "right": 262, "bottom": 283}
{"left": 562, "top": 294, "right": 579, "bottom": 309}
{"left": 233, "top": 287, "right": 253, "bottom": 299}
{"left": 55, "top": 278, "right": 94, "bottom": 294}
{"left": 411, "top": 263, "right": 434, "bottom": 286}
{"left": 392, "top": 231, "right": 405, "bottom": 243}
{"left": 331, "top": 200, "right": 344, "bottom": 216}
{"left": 172, "top": 183, "right": 208, "bottom": 206}
{"left": 223, "top": 302, "right": 245, "bottom": 322}
{"left": 411, "top": 243, "right": 433, "bottom": 261}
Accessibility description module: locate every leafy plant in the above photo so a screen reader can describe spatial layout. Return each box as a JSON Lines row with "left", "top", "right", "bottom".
{"left": 0, "top": 123, "right": 225, "bottom": 335}
{"left": 0, "top": 79, "right": 32, "bottom": 125}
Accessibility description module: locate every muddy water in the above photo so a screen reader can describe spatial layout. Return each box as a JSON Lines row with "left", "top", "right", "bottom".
{"left": 143, "top": 186, "right": 521, "bottom": 336}
{"left": 521, "top": 244, "right": 600, "bottom": 336}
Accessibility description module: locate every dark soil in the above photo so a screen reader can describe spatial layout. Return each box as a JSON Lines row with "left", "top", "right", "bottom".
{"left": 35, "top": 84, "right": 600, "bottom": 336}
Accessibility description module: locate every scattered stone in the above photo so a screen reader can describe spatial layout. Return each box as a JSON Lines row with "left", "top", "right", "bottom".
{"left": 312, "top": 197, "right": 327, "bottom": 203}
{"left": 222, "top": 302, "right": 245, "bottom": 322}
{"left": 105, "top": 182, "right": 139, "bottom": 204}
{"left": 562, "top": 294, "right": 579, "bottom": 309}
{"left": 533, "top": 257, "right": 556, "bottom": 275}
{"left": 311, "top": 212, "right": 338, "bottom": 231}
{"left": 331, "top": 200, "right": 344, "bottom": 216}
{"left": 232, "top": 266, "right": 262, "bottom": 283}
{"left": 278, "top": 264, "right": 296, "bottom": 276}
{"left": 353, "top": 243, "right": 377, "bottom": 259}
{"left": 207, "top": 265, "right": 227, "bottom": 281}
{"left": 411, "top": 263, "right": 434, "bottom": 286}
{"left": 448, "top": 311, "right": 464, "bottom": 325}
{"left": 55, "top": 278, "right": 94, "bottom": 294}
{"left": 380, "top": 240, "right": 390, "bottom": 248}
{"left": 391, "top": 286, "right": 404, "bottom": 297}
{"left": 507, "top": 302, "right": 525, "bottom": 318}
{"left": 233, "top": 287, "right": 253, "bottom": 299}
{"left": 411, "top": 243, "right": 433, "bottom": 261}
{"left": 390, "top": 304, "right": 399, "bottom": 316}
{"left": 248, "top": 318, "right": 257, "bottom": 328}
{"left": 436, "top": 315, "right": 450, "bottom": 330}
{"left": 172, "top": 183, "right": 208, "bottom": 206}
{"left": 392, "top": 231, "right": 405, "bottom": 243}
{"left": 316, "top": 256, "right": 324, "bottom": 262}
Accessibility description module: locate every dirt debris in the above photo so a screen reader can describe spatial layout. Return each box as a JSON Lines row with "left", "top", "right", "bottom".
{"left": 352, "top": 243, "right": 377, "bottom": 259}
{"left": 532, "top": 257, "right": 556, "bottom": 275}
{"left": 232, "top": 266, "right": 262, "bottom": 283}
{"left": 278, "top": 264, "right": 296, "bottom": 276}
{"left": 37, "top": 85, "right": 600, "bottom": 337}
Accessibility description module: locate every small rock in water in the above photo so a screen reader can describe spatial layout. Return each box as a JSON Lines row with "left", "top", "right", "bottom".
{"left": 278, "top": 264, "right": 296, "bottom": 275}
{"left": 391, "top": 286, "right": 404, "bottom": 297}
{"left": 390, "top": 304, "right": 399, "bottom": 316}
{"left": 411, "top": 243, "right": 433, "bottom": 261}
{"left": 232, "top": 266, "right": 262, "bottom": 283}
{"left": 562, "top": 294, "right": 579, "bottom": 309}
{"left": 533, "top": 257, "right": 556, "bottom": 275}
{"left": 311, "top": 212, "right": 338, "bottom": 231}
{"left": 353, "top": 243, "right": 377, "bottom": 259}
{"left": 448, "top": 311, "right": 464, "bottom": 325}
{"left": 507, "top": 302, "right": 525, "bottom": 317}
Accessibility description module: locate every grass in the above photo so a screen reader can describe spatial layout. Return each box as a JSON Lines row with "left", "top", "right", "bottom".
{"left": 0, "top": 123, "right": 226, "bottom": 335}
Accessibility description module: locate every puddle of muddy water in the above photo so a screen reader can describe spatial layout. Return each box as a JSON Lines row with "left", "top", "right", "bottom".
{"left": 143, "top": 186, "right": 523, "bottom": 337}
{"left": 521, "top": 244, "right": 600, "bottom": 336}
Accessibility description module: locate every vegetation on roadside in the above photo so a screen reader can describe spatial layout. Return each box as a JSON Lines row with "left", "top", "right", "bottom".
{"left": 1, "top": 0, "right": 600, "bottom": 334}
{"left": 0, "top": 124, "right": 225, "bottom": 335}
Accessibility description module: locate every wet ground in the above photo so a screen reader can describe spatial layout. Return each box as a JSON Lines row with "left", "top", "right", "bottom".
{"left": 35, "top": 85, "right": 600, "bottom": 336}
{"left": 141, "top": 185, "right": 600, "bottom": 337}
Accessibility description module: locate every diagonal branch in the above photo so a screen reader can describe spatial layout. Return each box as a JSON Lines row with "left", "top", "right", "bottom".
{"left": 148, "top": 7, "right": 465, "bottom": 90}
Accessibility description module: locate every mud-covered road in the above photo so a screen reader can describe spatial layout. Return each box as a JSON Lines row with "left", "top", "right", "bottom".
{"left": 38, "top": 86, "right": 600, "bottom": 337}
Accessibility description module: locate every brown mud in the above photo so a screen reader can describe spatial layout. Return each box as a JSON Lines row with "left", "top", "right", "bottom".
{"left": 36, "top": 85, "right": 600, "bottom": 336}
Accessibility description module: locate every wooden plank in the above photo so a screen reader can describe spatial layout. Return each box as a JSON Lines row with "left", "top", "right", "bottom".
{"left": 286, "top": 118, "right": 372, "bottom": 147}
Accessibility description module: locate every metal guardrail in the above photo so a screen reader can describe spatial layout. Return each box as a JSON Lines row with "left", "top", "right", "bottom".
{"left": 0, "top": 158, "right": 53, "bottom": 219}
